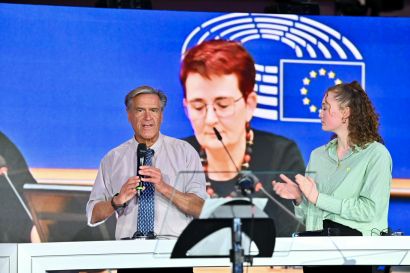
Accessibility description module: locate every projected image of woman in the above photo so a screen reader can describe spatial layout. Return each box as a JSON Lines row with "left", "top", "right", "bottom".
{"left": 0, "top": 131, "right": 37, "bottom": 243}
{"left": 180, "top": 39, "right": 305, "bottom": 237}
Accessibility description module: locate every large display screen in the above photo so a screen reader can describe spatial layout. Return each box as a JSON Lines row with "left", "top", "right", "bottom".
{"left": 1, "top": 4, "right": 409, "bottom": 242}
{"left": 1, "top": 4, "right": 409, "bottom": 178}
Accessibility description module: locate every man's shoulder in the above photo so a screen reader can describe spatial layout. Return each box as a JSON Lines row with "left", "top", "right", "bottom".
{"left": 163, "top": 134, "right": 197, "bottom": 150}
{"left": 103, "top": 138, "right": 135, "bottom": 160}
{"left": 182, "top": 135, "right": 200, "bottom": 151}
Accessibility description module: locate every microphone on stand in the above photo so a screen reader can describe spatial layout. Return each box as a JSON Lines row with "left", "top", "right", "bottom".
{"left": 213, "top": 128, "right": 259, "bottom": 267}
{"left": 212, "top": 127, "right": 257, "bottom": 196}
{"left": 213, "top": 128, "right": 304, "bottom": 268}
{"left": 136, "top": 143, "right": 147, "bottom": 195}
{"left": 0, "top": 155, "right": 33, "bottom": 221}
{"left": 212, "top": 128, "right": 299, "bottom": 219}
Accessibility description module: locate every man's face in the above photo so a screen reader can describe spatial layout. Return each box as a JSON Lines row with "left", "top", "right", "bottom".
{"left": 184, "top": 73, "right": 256, "bottom": 150}
{"left": 128, "top": 94, "right": 163, "bottom": 145}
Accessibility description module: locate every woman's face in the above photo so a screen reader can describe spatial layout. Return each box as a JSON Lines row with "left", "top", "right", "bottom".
{"left": 319, "top": 91, "right": 349, "bottom": 133}
{"left": 184, "top": 73, "right": 256, "bottom": 150}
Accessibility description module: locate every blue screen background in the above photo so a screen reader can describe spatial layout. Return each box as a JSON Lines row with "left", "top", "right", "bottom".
{"left": 1, "top": 4, "right": 409, "bottom": 234}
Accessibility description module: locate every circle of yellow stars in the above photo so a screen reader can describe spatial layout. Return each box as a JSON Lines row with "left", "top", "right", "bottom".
{"left": 300, "top": 68, "right": 343, "bottom": 113}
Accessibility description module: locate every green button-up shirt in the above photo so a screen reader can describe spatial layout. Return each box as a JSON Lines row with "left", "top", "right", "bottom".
{"left": 296, "top": 139, "right": 392, "bottom": 236}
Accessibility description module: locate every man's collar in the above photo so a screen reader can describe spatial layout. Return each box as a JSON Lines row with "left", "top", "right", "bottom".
{"left": 149, "top": 133, "right": 163, "bottom": 153}
{"left": 132, "top": 133, "right": 163, "bottom": 153}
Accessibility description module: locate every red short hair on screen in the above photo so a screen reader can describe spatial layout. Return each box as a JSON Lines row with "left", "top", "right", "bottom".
{"left": 180, "top": 39, "right": 256, "bottom": 100}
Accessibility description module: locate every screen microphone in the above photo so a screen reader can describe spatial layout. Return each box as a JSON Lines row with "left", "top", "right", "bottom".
{"left": 0, "top": 155, "right": 33, "bottom": 221}
{"left": 213, "top": 126, "right": 223, "bottom": 141}
{"left": 136, "top": 143, "right": 147, "bottom": 194}
{"left": 212, "top": 127, "right": 239, "bottom": 173}
{"left": 212, "top": 127, "right": 257, "bottom": 196}
{"left": 0, "top": 155, "right": 7, "bottom": 175}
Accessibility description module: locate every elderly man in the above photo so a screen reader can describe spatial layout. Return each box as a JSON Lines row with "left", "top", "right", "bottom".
{"left": 87, "top": 85, "right": 206, "bottom": 273}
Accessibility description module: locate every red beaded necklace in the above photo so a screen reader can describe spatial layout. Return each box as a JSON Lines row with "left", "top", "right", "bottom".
{"left": 200, "top": 123, "right": 254, "bottom": 197}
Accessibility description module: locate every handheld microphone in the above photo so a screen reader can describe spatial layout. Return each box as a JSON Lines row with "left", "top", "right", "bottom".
{"left": 0, "top": 155, "right": 33, "bottom": 221}
{"left": 136, "top": 143, "right": 147, "bottom": 194}
{"left": 212, "top": 127, "right": 257, "bottom": 196}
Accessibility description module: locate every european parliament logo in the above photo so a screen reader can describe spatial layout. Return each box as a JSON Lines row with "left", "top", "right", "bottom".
{"left": 281, "top": 60, "right": 364, "bottom": 122}
{"left": 181, "top": 13, "right": 365, "bottom": 123}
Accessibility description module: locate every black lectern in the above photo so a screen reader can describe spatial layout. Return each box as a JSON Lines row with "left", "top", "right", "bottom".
{"left": 171, "top": 198, "right": 276, "bottom": 273}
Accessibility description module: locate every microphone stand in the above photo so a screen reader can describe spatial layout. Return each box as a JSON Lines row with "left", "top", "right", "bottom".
{"left": 212, "top": 127, "right": 250, "bottom": 273}
{"left": 231, "top": 217, "right": 244, "bottom": 273}
{"left": 211, "top": 127, "right": 300, "bottom": 272}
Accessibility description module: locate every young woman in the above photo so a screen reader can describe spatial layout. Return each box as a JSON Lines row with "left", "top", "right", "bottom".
{"left": 273, "top": 81, "right": 392, "bottom": 272}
